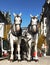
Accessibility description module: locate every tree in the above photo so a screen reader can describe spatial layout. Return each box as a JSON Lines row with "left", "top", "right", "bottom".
{"left": 6, "top": 11, "right": 11, "bottom": 24}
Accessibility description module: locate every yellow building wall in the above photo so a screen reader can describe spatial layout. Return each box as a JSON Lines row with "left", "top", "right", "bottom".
{"left": 38, "top": 34, "right": 45, "bottom": 49}
{"left": 4, "top": 24, "right": 11, "bottom": 40}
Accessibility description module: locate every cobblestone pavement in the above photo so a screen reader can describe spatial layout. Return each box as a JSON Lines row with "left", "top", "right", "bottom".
{"left": 0, "top": 56, "right": 50, "bottom": 65}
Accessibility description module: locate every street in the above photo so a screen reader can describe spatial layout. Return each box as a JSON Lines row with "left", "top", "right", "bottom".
{"left": 0, "top": 56, "right": 50, "bottom": 65}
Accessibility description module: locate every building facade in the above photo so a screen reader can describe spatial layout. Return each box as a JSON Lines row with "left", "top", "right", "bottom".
{"left": 40, "top": 0, "right": 50, "bottom": 55}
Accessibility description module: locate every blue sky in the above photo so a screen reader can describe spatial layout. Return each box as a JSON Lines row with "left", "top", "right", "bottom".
{"left": 0, "top": 0, "right": 45, "bottom": 27}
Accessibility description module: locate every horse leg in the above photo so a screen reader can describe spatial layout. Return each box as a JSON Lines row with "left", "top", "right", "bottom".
{"left": 10, "top": 39, "right": 14, "bottom": 61}
{"left": 27, "top": 40, "right": 32, "bottom": 61}
{"left": 33, "top": 33, "right": 38, "bottom": 61}
{"left": 17, "top": 37, "right": 21, "bottom": 60}
{"left": 14, "top": 44, "right": 17, "bottom": 60}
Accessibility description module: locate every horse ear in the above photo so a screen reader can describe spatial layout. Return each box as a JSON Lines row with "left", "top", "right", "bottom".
{"left": 30, "top": 14, "right": 33, "bottom": 18}
{"left": 13, "top": 13, "right": 16, "bottom": 17}
{"left": 19, "top": 13, "right": 22, "bottom": 16}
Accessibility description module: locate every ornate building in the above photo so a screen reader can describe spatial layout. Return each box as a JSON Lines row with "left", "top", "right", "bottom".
{"left": 40, "top": 0, "right": 50, "bottom": 55}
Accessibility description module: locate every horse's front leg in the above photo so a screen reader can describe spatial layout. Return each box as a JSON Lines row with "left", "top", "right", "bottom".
{"left": 17, "top": 37, "right": 21, "bottom": 60}
{"left": 10, "top": 39, "right": 14, "bottom": 61}
{"left": 27, "top": 39, "right": 32, "bottom": 61}
{"left": 33, "top": 33, "right": 38, "bottom": 61}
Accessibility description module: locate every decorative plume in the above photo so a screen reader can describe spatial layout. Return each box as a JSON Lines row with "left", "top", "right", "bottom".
{"left": 35, "top": 14, "right": 39, "bottom": 18}
{"left": 30, "top": 14, "right": 33, "bottom": 17}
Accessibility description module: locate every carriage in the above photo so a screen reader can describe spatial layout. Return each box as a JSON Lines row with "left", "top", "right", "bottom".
{"left": 0, "top": 11, "right": 11, "bottom": 59}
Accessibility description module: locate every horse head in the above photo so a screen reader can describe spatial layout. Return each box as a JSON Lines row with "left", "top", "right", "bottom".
{"left": 13, "top": 13, "right": 22, "bottom": 31}
{"left": 29, "top": 14, "right": 39, "bottom": 33}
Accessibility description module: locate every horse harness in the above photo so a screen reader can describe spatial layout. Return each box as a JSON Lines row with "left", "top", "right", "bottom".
{"left": 11, "top": 28, "right": 22, "bottom": 37}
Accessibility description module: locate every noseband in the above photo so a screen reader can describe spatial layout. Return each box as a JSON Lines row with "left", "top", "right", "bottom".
{"left": 31, "top": 24, "right": 37, "bottom": 27}
{"left": 11, "top": 24, "right": 22, "bottom": 37}
{"left": 29, "top": 23, "right": 38, "bottom": 35}
{"left": 31, "top": 23, "right": 37, "bottom": 29}
{"left": 15, "top": 24, "right": 21, "bottom": 26}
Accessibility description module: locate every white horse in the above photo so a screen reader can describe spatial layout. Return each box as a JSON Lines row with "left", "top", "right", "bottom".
{"left": 23, "top": 14, "right": 39, "bottom": 61}
{"left": 8, "top": 13, "right": 22, "bottom": 61}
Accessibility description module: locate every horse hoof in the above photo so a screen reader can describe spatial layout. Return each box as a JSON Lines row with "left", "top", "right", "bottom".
{"left": 9, "top": 59, "right": 13, "bottom": 62}
{"left": 27, "top": 60, "right": 31, "bottom": 62}
{"left": 34, "top": 59, "right": 39, "bottom": 62}
{"left": 27, "top": 59, "right": 31, "bottom": 62}
{"left": 18, "top": 59, "right": 21, "bottom": 62}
